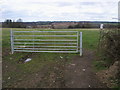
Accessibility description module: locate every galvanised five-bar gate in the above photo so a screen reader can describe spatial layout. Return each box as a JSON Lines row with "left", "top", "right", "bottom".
{"left": 10, "top": 30, "right": 82, "bottom": 56}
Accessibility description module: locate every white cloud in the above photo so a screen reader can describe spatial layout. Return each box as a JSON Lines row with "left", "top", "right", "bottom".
{"left": 1, "top": 0, "right": 119, "bottom": 22}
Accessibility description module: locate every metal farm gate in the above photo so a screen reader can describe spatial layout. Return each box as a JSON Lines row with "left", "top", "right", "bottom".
{"left": 10, "top": 30, "right": 82, "bottom": 56}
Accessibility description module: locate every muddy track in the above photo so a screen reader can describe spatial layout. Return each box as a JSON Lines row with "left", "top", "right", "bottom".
{"left": 64, "top": 49, "right": 107, "bottom": 88}
{"left": 38, "top": 49, "right": 107, "bottom": 88}
{"left": 11, "top": 49, "right": 107, "bottom": 88}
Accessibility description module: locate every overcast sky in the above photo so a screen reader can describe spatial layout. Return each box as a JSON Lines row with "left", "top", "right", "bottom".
{"left": 1, "top": 0, "right": 119, "bottom": 22}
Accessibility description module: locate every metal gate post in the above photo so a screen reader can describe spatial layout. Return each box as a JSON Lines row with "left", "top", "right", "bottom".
{"left": 80, "top": 32, "right": 82, "bottom": 56}
{"left": 77, "top": 31, "right": 79, "bottom": 52}
{"left": 10, "top": 29, "right": 14, "bottom": 54}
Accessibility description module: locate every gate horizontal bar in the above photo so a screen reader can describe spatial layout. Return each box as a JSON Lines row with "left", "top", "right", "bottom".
{"left": 14, "top": 42, "right": 77, "bottom": 44}
{"left": 14, "top": 39, "right": 77, "bottom": 41}
{"left": 13, "top": 31, "right": 78, "bottom": 33}
{"left": 14, "top": 50, "right": 77, "bottom": 53}
{"left": 14, "top": 48, "right": 76, "bottom": 50}
{"left": 11, "top": 30, "right": 82, "bottom": 55}
{"left": 14, "top": 46, "right": 77, "bottom": 48}
{"left": 14, "top": 35, "right": 77, "bottom": 37}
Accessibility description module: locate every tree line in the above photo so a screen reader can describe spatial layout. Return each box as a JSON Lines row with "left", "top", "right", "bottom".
{"left": 2, "top": 19, "right": 26, "bottom": 28}
{"left": 68, "top": 22, "right": 119, "bottom": 29}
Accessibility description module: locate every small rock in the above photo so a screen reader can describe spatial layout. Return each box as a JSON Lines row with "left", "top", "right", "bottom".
{"left": 88, "top": 85, "right": 91, "bottom": 87}
{"left": 82, "top": 69, "right": 86, "bottom": 71}
{"left": 6, "top": 66, "right": 8, "bottom": 68}
{"left": 114, "top": 61, "right": 119, "bottom": 66}
{"left": 54, "top": 67, "right": 59, "bottom": 70}
{"left": 8, "top": 77, "right": 11, "bottom": 79}
{"left": 60, "top": 56, "right": 63, "bottom": 59}
{"left": 71, "top": 81, "right": 74, "bottom": 84}
{"left": 71, "top": 64, "right": 75, "bottom": 66}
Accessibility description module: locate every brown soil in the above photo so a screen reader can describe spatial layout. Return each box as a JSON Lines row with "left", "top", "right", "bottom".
{"left": 3, "top": 49, "right": 107, "bottom": 88}
{"left": 64, "top": 49, "right": 107, "bottom": 88}
{"left": 96, "top": 61, "right": 119, "bottom": 88}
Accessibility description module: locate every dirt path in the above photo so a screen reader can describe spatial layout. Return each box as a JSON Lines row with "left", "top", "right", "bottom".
{"left": 3, "top": 49, "right": 107, "bottom": 88}
{"left": 64, "top": 49, "right": 107, "bottom": 88}
{"left": 23, "top": 49, "right": 107, "bottom": 88}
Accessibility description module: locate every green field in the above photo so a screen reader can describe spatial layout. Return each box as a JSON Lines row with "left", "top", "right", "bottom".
{"left": 2, "top": 28, "right": 99, "bottom": 49}
{"left": 2, "top": 28, "right": 100, "bottom": 88}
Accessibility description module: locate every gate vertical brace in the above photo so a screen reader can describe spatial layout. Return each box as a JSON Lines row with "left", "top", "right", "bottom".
{"left": 10, "top": 29, "right": 14, "bottom": 54}
{"left": 33, "top": 30, "right": 35, "bottom": 51}
{"left": 80, "top": 32, "right": 82, "bottom": 56}
{"left": 77, "top": 31, "right": 79, "bottom": 52}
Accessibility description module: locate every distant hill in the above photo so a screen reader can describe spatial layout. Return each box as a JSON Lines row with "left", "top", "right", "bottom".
{"left": 2, "top": 21, "right": 119, "bottom": 29}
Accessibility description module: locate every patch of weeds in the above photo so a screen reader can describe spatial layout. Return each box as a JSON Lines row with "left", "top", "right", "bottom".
{"left": 108, "top": 77, "right": 120, "bottom": 88}
{"left": 63, "top": 53, "right": 77, "bottom": 64}
{"left": 93, "top": 60, "right": 108, "bottom": 72}
{"left": 99, "top": 53, "right": 115, "bottom": 66}
{"left": 93, "top": 51, "right": 114, "bottom": 72}
{"left": 109, "top": 77, "right": 119, "bottom": 84}
{"left": 35, "top": 54, "right": 68, "bottom": 88}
